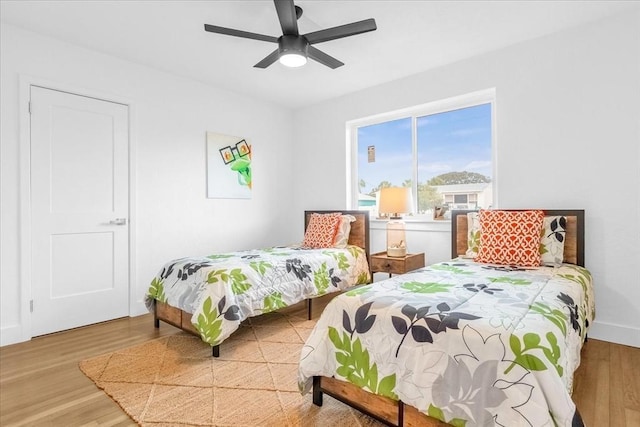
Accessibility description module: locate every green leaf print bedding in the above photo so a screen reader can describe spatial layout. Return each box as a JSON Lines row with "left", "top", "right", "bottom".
{"left": 145, "top": 245, "right": 370, "bottom": 346}
{"left": 298, "top": 261, "right": 595, "bottom": 427}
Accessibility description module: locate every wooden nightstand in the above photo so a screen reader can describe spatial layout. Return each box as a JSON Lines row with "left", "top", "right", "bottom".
{"left": 370, "top": 252, "right": 425, "bottom": 277}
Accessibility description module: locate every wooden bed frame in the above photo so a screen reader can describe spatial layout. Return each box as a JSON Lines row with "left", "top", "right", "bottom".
{"left": 312, "top": 209, "right": 585, "bottom": 427}
{"left": 153, "top": 210, "right": 370, "bottom": 357}
{"left": 451, "top": 209, "right": 585, "bottom": 266}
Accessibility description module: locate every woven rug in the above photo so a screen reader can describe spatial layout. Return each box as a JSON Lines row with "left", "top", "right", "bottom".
{"left": 80, "top": 309, "right": 382, "bottom": 426}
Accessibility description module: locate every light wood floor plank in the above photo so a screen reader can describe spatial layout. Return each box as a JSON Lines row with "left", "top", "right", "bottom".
{"left": 622, "top": 343, "right": 640, "bottom": 411}
{"left": 594, "top": 359, "right": 611, "bottom": 427}
{"left": 610, "top": 344, "right": 627, "bottom": 426}
{"left": 1, "top": 315, "right": 638, "bottom": 426}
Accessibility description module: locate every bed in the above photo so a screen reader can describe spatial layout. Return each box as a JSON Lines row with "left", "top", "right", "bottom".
{"left": 299, "top": 209, "right": 594, "bottom": 427}
{"left": 146, "top": 210, "right": 370, "bottom": 357}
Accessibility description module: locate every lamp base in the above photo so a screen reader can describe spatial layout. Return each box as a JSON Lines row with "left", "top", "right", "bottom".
{"left": 386, "top": 247, "right": 407, "bottom": 257}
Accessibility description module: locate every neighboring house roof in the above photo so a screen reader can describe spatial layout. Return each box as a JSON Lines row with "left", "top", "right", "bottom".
{"left": 358, "top": 193, "right": 377, "bottom": 206}
{"left": 431, "top": 183, "right": 490, "bottom": 193}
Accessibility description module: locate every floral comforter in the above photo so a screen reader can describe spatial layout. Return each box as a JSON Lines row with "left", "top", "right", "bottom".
{"left": 298, "top": 261, "right": 595, "bottom": 427}
{"left": 145, "top": 245, "right": 370, "bottom": 346}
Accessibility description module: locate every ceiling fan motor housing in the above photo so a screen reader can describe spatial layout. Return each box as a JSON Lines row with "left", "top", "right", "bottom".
{"left": 278, "top": 35, "right": 309, "bottom": 56}
{"left": 204, "top": 0, "right": 376, "bottom": 69}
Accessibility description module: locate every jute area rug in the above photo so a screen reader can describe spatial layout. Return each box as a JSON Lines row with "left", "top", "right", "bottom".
{"left": 80, "top": 308, "right": 383, "bottom": 426}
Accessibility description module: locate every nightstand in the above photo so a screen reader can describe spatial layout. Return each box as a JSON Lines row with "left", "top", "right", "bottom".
{"left": 370, "top": 252, "right": 425, "bottom": 277}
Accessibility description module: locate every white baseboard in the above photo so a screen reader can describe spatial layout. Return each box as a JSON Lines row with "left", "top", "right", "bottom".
{"left": 0, "top": 324, "right": 27, "bottom": 347}
{"left": 2, "top": 301, "right": 151, "bottom": 347}
{"left": 130, "top": 299, "right": 149, "bottom": 317}
{"left": 588, "top": 320, "right": 640, "bottom": 348}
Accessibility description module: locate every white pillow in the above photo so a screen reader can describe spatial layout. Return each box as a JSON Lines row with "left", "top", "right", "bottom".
{"left": 333, "top": 215, "right": 356, "bottom": 248}
{"left": 466, "top": 212, "right": 481, "bottom": 258}
{"left": 540, "top": 216, "right": 567, "bottom": 266}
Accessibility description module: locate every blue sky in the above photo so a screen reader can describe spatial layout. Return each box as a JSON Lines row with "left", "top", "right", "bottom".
{"left": 357, "top": 103, "right": 492, "bottom": 193}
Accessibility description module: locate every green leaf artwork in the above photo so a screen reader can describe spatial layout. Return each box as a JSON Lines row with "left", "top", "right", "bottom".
{"left": 356, "top": 271, "right": 370, "bottom": 285}
{"left": 469, "top": 230, "right": 481, "bottom": 254}
{"left": 207, "top": 268, "right": 251, "bottom": 294}
{"left": 345, "top": 284, "right": 372, "bottom": 296}
{"left": 314, "top": 262, "right": 330, "bottom": 295}
{"left": 558, "top": 273, "right": 588, "bottom": 293}
{"left": 427, "top": 404, "right": 467, "bottom": 427}
{"left": 328, "top": 326, "right": 397, "bottom": 400}
{"left": 506, "top": 332, "right": 563, "bottom": 376}
{"left": 429, "top": 264, "right": 472, "bottom": 275}
{"left": 273, "top": 252, "right": 294, "bottom": 256}
{"left": 206, "top": 254, "right": 234, "bottom": 260}
{"left": 347, "top": 246, "right": 361, "bottom": 260}
{"left": 401, "top": 281, "right": 452, "bottom": 294}
{"left": 529, "top": 302, "right": 568, "bottom": 336}
{"left": 229, "top": 268, "right": 251, "bottom": 294}
{"left": 488, "top": 277, "right": 532, "bottom": 285}
{"left": 263, "top": 292, "right": 287, "bottom": 312}
{"left": 539, "top": 228, "right": 549, "bottom": 255}
{"left": 249, "top": 260, "right": 272, "bottom": 276}
{"left": 324, "top": 251, "right": 350, "bottom": 270}
{"left": 559, "top": 267, "right": 594, "bottom": 322}
{"left": 207, "top": 269, "right": 229, "bottom": 284}
{"left": 195, "top": 296, "right": 223, "bottom": 345}
{"left": 148, "top": 277, "right": 167, "bottom": 302}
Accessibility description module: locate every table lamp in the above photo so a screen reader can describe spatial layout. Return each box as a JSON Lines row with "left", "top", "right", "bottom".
{"left": 378, "top": 187, "right": 413, "bottom": 257}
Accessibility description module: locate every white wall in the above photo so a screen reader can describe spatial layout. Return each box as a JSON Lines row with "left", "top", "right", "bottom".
{"left": 0, "top": 24, "right": 297, "bottom": 345}
{"left": 292, "top": 10, "right": 640, "bottom": 347}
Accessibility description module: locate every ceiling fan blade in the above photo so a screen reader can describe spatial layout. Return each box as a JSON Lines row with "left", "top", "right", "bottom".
{"left": 274, "top": 0, "right": 299, "bottom": 36}
{"left": 204, "top": 24, "right": 278, "bottom": 43}
{"left": 308, "top": 46, "right": 344, "bottom": 69}
{"left": 304, "top": 18, "right": 377, "bottom": 44}
{"left": 254, "top": 49, "right": 281, "bottom": 68}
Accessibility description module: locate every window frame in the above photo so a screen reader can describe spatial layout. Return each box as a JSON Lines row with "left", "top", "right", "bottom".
{"left": 346, "top": 88, "right": 497, "bottom": 220}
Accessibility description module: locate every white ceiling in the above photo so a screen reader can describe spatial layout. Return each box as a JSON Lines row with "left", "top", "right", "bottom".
{"left": 1, "top": 1, "right": 636, "bottom": 109}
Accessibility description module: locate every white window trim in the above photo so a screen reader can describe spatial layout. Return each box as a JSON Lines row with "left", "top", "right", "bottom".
{"left": 346, "top": 88, "right": 497, "bottom": 221}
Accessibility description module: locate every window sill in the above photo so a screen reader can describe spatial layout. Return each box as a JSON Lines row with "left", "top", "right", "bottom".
{"left": 370, "top": 218, "right": 451, "bottom": 232}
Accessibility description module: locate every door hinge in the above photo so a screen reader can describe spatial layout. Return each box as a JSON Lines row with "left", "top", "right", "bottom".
{"left": 28, "top": 101, "right": 31, "bottom": 114}
{"left": 30, "top": 299, "right": 33, "bottom": 312}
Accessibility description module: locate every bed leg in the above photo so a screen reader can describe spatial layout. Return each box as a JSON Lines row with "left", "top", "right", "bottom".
{"left": 312, "top": 376, "right": 323, "bottom": 406}
{"left": 212, "top": 345, "right": 220, "bottom": 358}
{"left": 307, "top": 299, "right": 313, "bottom": 320}
{"left": 153, "top": 301, "right": 160, "bottom": 328}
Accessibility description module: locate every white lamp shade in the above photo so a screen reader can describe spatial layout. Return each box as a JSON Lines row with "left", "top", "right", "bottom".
{"left": 379, "top": 187, "right": 413, "bottom": 217}
{"left": 279, "top": 53, "right": 307, "bottom": 67}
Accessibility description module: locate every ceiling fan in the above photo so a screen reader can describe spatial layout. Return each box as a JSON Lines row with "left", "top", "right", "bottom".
{"left": 204, "top": 0, "right": 377, "bottom": 69}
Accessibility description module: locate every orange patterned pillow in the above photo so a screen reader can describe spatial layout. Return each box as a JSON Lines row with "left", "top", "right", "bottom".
{"left": 301, "top": 213, "right": 342, "bottom": 249}
{"left": 476, "top": 210, "right": 545, "bottom": 267}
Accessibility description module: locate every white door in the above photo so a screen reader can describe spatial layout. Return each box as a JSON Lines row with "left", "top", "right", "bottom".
{"left": 30, "top": 86, "right": 129, "bottom": 336}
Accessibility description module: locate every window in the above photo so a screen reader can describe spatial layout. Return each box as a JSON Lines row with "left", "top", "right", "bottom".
{"left": 349, "top": 89, "right": 495, "bottom": 219}
{"left": 454, "top": 194, "right": 468, "bottom": 204}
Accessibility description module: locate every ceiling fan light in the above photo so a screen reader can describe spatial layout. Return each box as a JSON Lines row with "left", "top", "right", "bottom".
{"left": 279, "top": 52, "right": 307, "bottom": 67}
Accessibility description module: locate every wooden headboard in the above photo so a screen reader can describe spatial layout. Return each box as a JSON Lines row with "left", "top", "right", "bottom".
{"left": 304, "top": 210, "right": 370, "bottom": 260}
{"left": 451, "top": 209, "right": 585, "bottom": 266}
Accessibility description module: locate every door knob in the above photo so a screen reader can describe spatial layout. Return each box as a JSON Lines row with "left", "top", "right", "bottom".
{"left": 109, "top": 218, "right": 127, "bottom": 225}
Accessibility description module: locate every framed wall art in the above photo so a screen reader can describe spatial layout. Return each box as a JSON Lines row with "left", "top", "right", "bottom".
{"left": 206, "top": 132, "right": 252, "bottom": 199}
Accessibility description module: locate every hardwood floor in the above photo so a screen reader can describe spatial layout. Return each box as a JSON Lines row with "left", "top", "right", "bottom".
{"left": 1, "top": 315, "right": 639, "bottom": 426}
{"left": 0, "top": 314, "right": 182, "bottom": 426}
